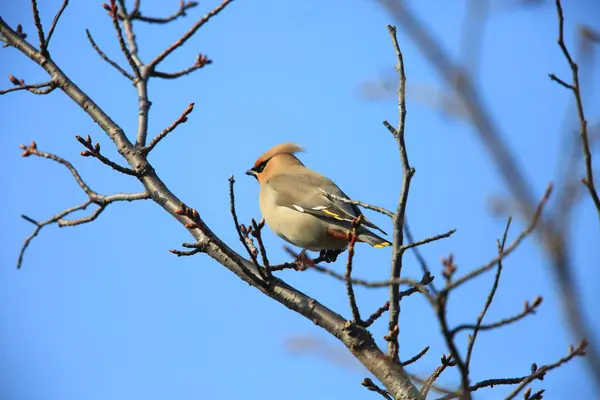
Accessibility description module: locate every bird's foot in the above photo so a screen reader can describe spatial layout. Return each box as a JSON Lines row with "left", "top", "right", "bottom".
{"left": 317, "top": 249, "right": 342, "bottom": 263}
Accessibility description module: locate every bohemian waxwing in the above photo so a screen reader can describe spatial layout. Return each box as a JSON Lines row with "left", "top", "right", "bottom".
{"left": 246, "top": 143, "right": 391, "bottom": 252}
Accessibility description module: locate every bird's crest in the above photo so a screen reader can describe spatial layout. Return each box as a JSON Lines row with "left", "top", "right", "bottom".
{"left": 253, "top": 142, "right": 304, "bottom": 168}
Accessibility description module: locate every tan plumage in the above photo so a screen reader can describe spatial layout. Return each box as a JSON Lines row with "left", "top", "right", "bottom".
{"left": 246, "top": 143, "right": 391, "bottom": 252}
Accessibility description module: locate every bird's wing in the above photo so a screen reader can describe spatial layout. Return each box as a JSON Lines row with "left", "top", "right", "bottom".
{"left": 267, "top": 172, "right": 387, "bottom": 235}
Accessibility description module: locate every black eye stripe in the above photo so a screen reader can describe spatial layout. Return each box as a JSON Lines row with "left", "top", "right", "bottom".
{"left": 253, "top": 159, "right": 269, "bottom": 173}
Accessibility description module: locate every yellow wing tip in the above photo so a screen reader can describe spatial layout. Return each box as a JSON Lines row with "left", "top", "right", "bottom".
{"left": 373, "top": 241, "right": 392, "bottom": 249}
{"left": 322, "top": 209, "right": 344, "bottom": 220}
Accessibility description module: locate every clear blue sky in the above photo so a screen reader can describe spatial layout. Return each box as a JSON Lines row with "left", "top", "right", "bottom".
{"left": 2, "top": 1, "right": 599, "bottom": 399}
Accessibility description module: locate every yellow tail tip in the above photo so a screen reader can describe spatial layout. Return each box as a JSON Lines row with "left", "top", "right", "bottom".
{"left": 373, "top": 241, "right": 392, "bottom": 249}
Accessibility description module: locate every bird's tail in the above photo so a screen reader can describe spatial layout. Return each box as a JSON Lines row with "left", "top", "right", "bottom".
{"left": 357, "top": 227, "right": 391, "bottom": 249}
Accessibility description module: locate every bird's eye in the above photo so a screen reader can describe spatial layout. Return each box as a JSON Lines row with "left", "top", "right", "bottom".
{"left": 254, "top": 160, "right": 268, "bottom": 173}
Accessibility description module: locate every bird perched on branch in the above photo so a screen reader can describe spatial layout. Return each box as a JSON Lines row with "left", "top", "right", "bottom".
{"left": 246, "top": 143, "right": 391, "bottom": 256}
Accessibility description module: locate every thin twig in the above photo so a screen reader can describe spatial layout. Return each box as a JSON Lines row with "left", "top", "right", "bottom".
{"left": 130, "top": 1, "right": 198, "bottom": 24}
{"left": 228, "top": 176, "right": 268, "bottom": 280}
{"left": 275, "top": 250, "right": 434, "bottom": 292}
{"left": 0, "top": 80, "right": 55, "bottom": 95}
{"left": 504, "top": 340, "right": 588, "bottom": 399}
{"left": 401, "top": 228, "right": 456, "bottom": 251}
{"left": 75, "top": 135, "right": 138, "bottom": 176}
{"left": 31, "top": 0, "right": 46, "bottom": 53}
{"left": 20, "top": 141, "right": 94, "bottom": 195}
{"left": 401, "top": 346, "right": 429, "bottom": 367}
{"left": 152, "top": 54, "right": 212, "bottom": 79}
{"left": 17, "top": 141, "right": 149, "bottom": 268}
{"left": 552, "top": 0, "right": 600, "bottom": 218}
{"left": 18, "top": 201, "right": 90, "bottom": 269}
{"left": 435, "top": 376, "right": 527, "bottom": 400}
{"left": 422, "top": 354, "right": 456, "bottom": 398}
{"left": 148, "top": 0, "right": 234, "bottom": 69}
{"left": 363, "top": 301, "right": 390, "bottom": 328}
{"left": 345, "top": 216, "right": 363, "bottom": 324}
{"left": 327, "top": 193, "right": 394, "bottom": 217}
{"left": 250, "top": 218, "right": 272, "bottom": 279}
{"left": 452, "top": 296, "right": 543, "bottom": 334}
{"left": 143, "top": 103, "right": 195, "bottom": 153}
{"left": 85, "top": 29, "right": 134, "bottom": 81}
{"left": 362, "top": 378, "right": 393, "bottom": 400}
{"left": 404, "top": 221, "right": 439, "bottom": 294}
{"left": 170, "top": 241, "right": 206, "bottom": 257}
{"left": 386, "top": 24, "right": 413, "bottom": 362}
{"left": 108, "top": 0, "right": 141, "bottom": 80}
{"left": 443, "top": 184, "right": 552, "bottom": 293}
{"left": 116, "top": 0, "right": 140, "bottom": 62}
{"left": 45, "top": 0, "right": 69, "bottom": 51}
{"left": 464, "top": 218, "right": 512, "bottom": 372}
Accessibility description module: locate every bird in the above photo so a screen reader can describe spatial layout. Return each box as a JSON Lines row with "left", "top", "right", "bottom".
{"left": 245, "top": 142, "right": 391, "bottom": 255}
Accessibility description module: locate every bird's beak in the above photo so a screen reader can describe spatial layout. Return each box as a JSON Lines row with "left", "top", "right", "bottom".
{"left": 246, "top": 169, "right": 257, "bottom": 177}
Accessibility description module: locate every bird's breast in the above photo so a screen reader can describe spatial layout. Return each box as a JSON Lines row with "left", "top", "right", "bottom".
{"left": 259, "top": 185, "right": 347, "bottom": 251}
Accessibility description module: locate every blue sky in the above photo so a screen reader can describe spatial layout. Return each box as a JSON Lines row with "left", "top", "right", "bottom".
{"left": 1, "top": 1, "right": 599, "bottom": 399}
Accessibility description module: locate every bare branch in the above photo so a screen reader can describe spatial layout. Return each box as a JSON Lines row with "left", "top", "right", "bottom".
{"left": 250, "top": 218, "right": 272, "bottom": 279}
{"left": 75, "top": 135, "right": 138, "bottom": 175}
{"left": 108, "top": 0, "right": 141, "bottom": 80}
{"left": 16, "top": 141, "right": 149, "bottom": 267}
{"left": 401, "top": 346, "right": 429, "bottom": 367}
{"left": 362, "top": 378, "right": 393, "bottom": 400}
{"left": 327, "top": 193, "right": 394, "bottom": 217}
{"left": 404, "top": 221, "right": 439, "bottom": 294}
{"left": 46, "top": 0, "right": 69, "bottom": 51}
{"left": 148, "top": 0, "right": 234, "bottom": 70}
{"left": 152, "top": 53, "right": 212, "bottom": 79}
{"left": 130, "top": 1, "right": 199, "bottom": 24}
{"left": 421, "top": 354, "right": 456, "bottom": 398}
{"left": 345, "top": 216, "right": 363, "bottom": 324}
{"left": 464, "top": 218, "right": 512, "bottom": 371}
{"left": 170, "top": 241, "right": 207, "bottom": 257}
{"left": 552, "top": 0, "right": 600, "bottom": 218}
{"left": 363, "top": 301, "right": 390, "bottom": 328}
{"left": 228, "top": 176, "right": 268, "bottom": 280}
{"left": 30, "top": 0, "right": 46, "bottom": 54}
{"left": 453, "top": 296, "right": 543, "bottom": 335}
{"left": 505, "top": 340, "right": 588, "bottom": 399}
{"left": 401, "top": 228, "right": 456, "bottom": 252}
{"left": 85, "top": 29, "right": 134, "bottom": 81}
{"left": 0, "top": 78, "right": 56, "bottom": 95}
{"left": 18, "top": 201, "right": 91, "bottom": 269}
{"left": 19, "top": 141, "right": 94, "bottom": 195}
{"left": 143, "top": 103, "right": 195, "bottom": 153}
{"left": 386, "top": 24, "right": 413, "bottom": 363}
{"left": 444, "top": 184, "right": 552, "bottom": 293}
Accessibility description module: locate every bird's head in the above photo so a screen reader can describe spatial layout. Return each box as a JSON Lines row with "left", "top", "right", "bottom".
{"left": 246, "top": 142, "right": 305, "bottom": 184}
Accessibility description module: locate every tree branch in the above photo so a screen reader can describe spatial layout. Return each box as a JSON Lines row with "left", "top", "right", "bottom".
{"left": 85, "top": 29, "right": 134, "bottom": 81}
{"left": 386, "top": 24, "right": 413, "bottom": 363}
{"left": 16, "top": 141, "right": 149, "bottom": 268}
{"left": 108, "top": 0, "right": 141, "bottom": 80}
{"left": 381, "top": 0, "right": 600, "bottom": 386}
{"left": 75, "top": 135, "right": 138, "bottom": 175}
{"left": 151, "top": 53, "right": 211, "bottom": 79}
{"left": 551, "top": 0, "right": 600, "bottom": 219}
{"left": 143, "top": 102, "right": 195, "bottom": 153}
{"left": 147, "top": 0, "right": 234, "bottom": 70}
{"left": 46, "top": 0, "right": 69, "bottom": 51}
{"left": 2, "top": 10, "right": 422, "bottom": 400}
{"left": 401, "top": 346, "right": 429, "bottom": 367}
{"left": 0, "top": 78, "right": 56, "bottom": 95}
{"left": 345, "top": 217, "right": 363, "bottom": 324}
{"left": 130, "top": 1, "right": 199, "bottom": 24}
{"left": 443, "top": 184, "right": 552, "bottom": 293}
{"left": 464, "top": 218, "right": 512, "bottom": 372}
